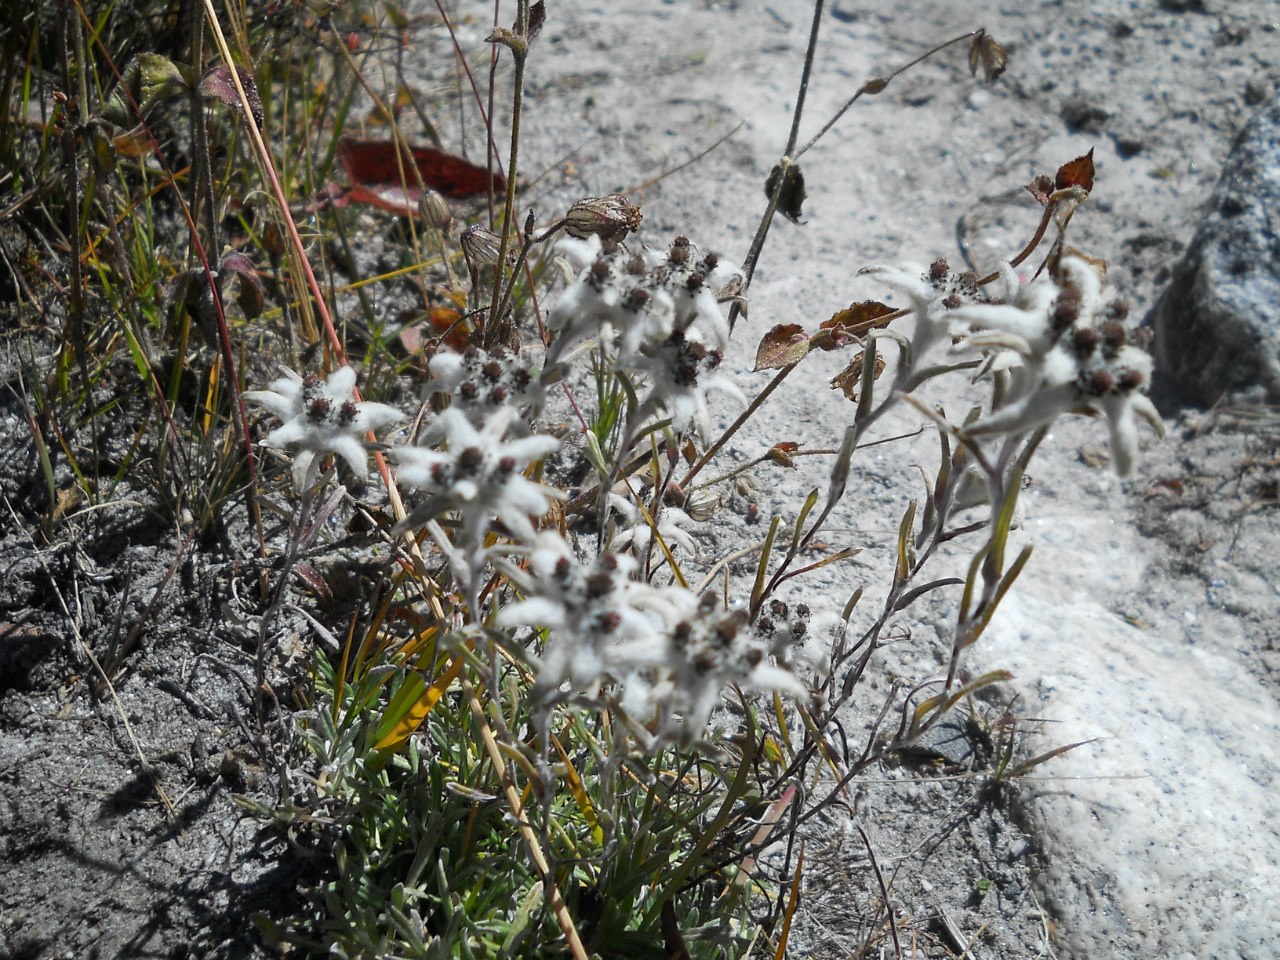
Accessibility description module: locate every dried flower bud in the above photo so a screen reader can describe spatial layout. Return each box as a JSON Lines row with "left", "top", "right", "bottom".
{"left": 1117, "top": 368, "right": 1146, "bottom": 391}
{"left": 1085, "top": 368, "right": 1117, "bottom": 395}
{"left": 564, "top": 193, "right": 643, "bottom": 242}
{"left": 684, "top": 489, "right": 721, "bottom": 521}
{"left": 968, "top": 29, "right": 1007, "bottom": 83}
{"left": 662, "top": 482, "right": 687, "bottom": 507}
{"left": 1101, "top": 321, "right": 1128, "bottom": 350}
{"left": 1105, "top": 299, "right": 1131, "bottom": 321}
{"left": 460, "top": 225, "right": 505, "bottom": 267}
{"left": 418, "top": 190, "right": 453, "bottom": 231}
{"left": 1071, "top": 327, "right": 1101, "bottom": 357}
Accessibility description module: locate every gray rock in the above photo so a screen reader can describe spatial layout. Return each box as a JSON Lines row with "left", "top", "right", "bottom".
{"left": 900, "top": 715, "right": 990, "bottom": 769}
{"left": 1150, "top": 94, "right": 1280, "bottom": 404}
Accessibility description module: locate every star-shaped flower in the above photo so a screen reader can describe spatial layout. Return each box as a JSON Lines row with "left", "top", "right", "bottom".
{"left": 608, "top": 491, "right": 696, "bottom": 557}
{"left": 546, "top": 233, "right": 742, "bottom": 369}
{"left": 422, "top": 345, "right": 543, "bottom": 428}
{"left": 244, "top": 366, "right": 404, "bottom": 489}
{"left": 393, "top": 406, "right": 562, "bottom": 544}
{"left": 643, "top": 595, "right": 808, "bottom": 741}
{"left": 858, "top": 258, "right": 994, "bottom": 364}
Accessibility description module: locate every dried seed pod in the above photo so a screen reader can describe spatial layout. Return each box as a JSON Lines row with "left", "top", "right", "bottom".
{"left": 460, "top": 225, "right": 505, "bottom": 267}
{"left": 968, "top": 29, "right": 1008, "bottom": 83}
{"left": 765, "top": 160, "right": 807, "bottom": 222}
{"left": 564, "top": 193, "right": 643, "bottom": 242}
{"left": 418, "top": 190, "right": 453, "bottom": 231}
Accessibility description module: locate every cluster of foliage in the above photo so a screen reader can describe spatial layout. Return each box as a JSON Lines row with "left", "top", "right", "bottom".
{"left": 2, "top": 0, "right": 1161, "bottom": 956}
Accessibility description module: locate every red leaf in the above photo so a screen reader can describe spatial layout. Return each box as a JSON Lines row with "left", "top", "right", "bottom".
{"left": 337, "top": 137, "right": 505, "bottom": 213}
{"left": 220, "top": 251, "right": 265, "bottom": 319}
{"left": 199, "top": 64, "right": 263, "bottom": 128}
{"left": 1054, "top": 148, "right": 1095, "bottom": 194}
{"left": 293, "top": 562, "right": 332, "bottom": 604}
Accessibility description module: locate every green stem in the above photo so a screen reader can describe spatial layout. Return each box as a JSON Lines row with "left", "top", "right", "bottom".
{"left": 485, "top": 1, "right": 529, "bottom": 348}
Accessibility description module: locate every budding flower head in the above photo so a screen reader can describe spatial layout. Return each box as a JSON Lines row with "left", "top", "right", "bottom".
{"left": 564, "top": 193, "right": 643, "bottom": 242}
{"left": 423, "top": 345, "right": 542, "bottom": 427}
{"left": 949, "top": 255, "right": 1165, "bottom": 478}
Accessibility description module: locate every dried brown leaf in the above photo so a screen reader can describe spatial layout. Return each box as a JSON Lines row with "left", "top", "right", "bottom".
{"left": 220, "top": 251, "right": 265, "bottom": 319}
{"left": 1025, "top": 173, "right": 1055, "bottom": 206}
{"left": 968, "top": 30, "right": 1008, "bottom": 82}
{"left": 766, "top": 442, "right": 801, "bottom": 468}
{"left": 814, "top": 300, "right": 894, "bottom": 350}
{"left": 1054, "top": 148, "right": 1096, "bottom": 194}
{"left": 528, "top": 1, "right": 546, "bottom": 40}
{"left": 831, "top": 350, "right": 886, "bottom": 402}
{"left": 765, "top": 162, "right": 807, "bottom": 223}
{"left": 754, "top": 323, "right": 810, "bottom": 371}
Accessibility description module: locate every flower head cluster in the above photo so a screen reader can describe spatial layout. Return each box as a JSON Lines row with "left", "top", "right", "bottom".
{"left": 499, "top": 536, "right": 804, "bottom": 743}
{"left": 244, "top": 366, "right": 404, "bottom": 489}
{"left": 394, "top": 406, "right": 562, "bottom": 543}
{"left": 498, "top": 535, "right": 669, "bottom": 696}
{"left": 422, "top": 345, "right": 542, "bottom": 428}
{"left": 549, "top": 233, "right": 741, "bottom": 359}
{"left": 652, "top": 594, "right": 806, "bottom": 738}
{"left": 548, "top": 232, "right": 746, "bottom": 436}
{"left": 946, "top": 255, "right": 1164, "bottom": 478}
{"left": 858, "top": 257, "right": 1010, "bottom": 362}
{"left": 863, "top": 254, "right": 1163, "bottom": 477}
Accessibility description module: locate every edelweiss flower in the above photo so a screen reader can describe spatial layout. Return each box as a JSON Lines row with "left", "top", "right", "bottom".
{"left": 608, "top": 491, "right": 696, "bottom": 557}
{"left": 393, "top": 406, "right": 562, "bottom": 543}
{"left": 497, "top": 534, "right": 672, "bottom": 697}
{"left": 547, "top": 233, "right": 742, "bottom": 367}
{"left": 498, "top": 538, "right": 806, "bottom": 742}
{"left": 644, "top": 594, "right": 807, "bottom": 740}
{"left": 633, "top": 330, "right": 746, "bottom": 438}
{"left": 952, "top": 256, "right": 1164, "bottom": 478}
{"left": 244, "top": 366, "right": 404, "bottom": 489}
{"left": 858, "top": 257, "right": 996, "bottom": 362}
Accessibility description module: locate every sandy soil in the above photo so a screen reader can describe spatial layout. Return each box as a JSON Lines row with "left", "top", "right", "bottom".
{"left": 2, "top": 1, "right": 1278, "bottom": 957}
